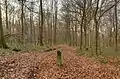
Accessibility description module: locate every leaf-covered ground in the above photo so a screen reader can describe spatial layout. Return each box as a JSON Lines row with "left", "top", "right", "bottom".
{"left": 0, "top": 45, "right": 120, "bottom": 79}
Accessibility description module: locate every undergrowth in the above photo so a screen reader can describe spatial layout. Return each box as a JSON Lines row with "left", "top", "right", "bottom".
{"left": 76, "top": 47, "right": 120, "bottom": 64}
{"left": 0, "top": 39, "right": 49, "bottom": 56}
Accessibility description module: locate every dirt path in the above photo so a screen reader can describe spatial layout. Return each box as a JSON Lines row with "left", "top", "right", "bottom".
{"left": 0, "top": 45, "right": 120, "bottom": 79}
{"left": 37, "top": 45, "right": 120, "bottom": 79}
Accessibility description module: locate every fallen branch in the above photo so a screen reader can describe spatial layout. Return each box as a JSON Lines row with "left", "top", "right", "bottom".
{"left": 42, "top": 46, "right": 61, "bottom": 52}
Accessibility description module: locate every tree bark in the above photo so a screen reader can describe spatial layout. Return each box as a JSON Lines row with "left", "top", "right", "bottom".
{"left": 30, "top": 2, "right": 34, "bottom": 43}
{"left": 5, "top": 0, "right": 9, "bottom": 30}
{"left": 54, "top": 0, "right": 58, "bottom": 45}
{"left": 21, "top": 0, "right": 24, "bottom": 43}
{"left": 94, "top": 0, "right": 100, "bottom": 55}
{"left": 39, "top": 0, "right": 44, "bottom": 46}
{"left": 83, "top": 0, "right": 87, "bottom": 50}
{"left": 115, "top": 0, "right": 118, "bottom": 51}
{"left": 0, "top": 3, "right": 8, "bottom": 48}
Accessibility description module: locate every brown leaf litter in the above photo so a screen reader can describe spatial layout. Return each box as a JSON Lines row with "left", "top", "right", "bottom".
{"left": 0, "top": 45, "right": 120, "bottom": 79}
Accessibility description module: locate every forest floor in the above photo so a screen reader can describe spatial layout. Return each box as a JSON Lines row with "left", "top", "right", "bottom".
{"left": 0, "top": 45, "right": 120, "bottom": 79}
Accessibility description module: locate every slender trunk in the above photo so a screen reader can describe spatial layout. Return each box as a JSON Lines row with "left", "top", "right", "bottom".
{"left": 80, "top": 0, "right": 86, "bottom": 50}
{"left": 30, "top": 2, "right": 33, "bottom": 43}
{"left": 89, "top": 29, "right": 92, "bottom": 48}
{"left": 115, "top": 0, "right": 118, "bottom": 51}
{"left": 68, "top": 17, "right": 71, "bottom": 46}
{"left": 47, "top": 8, "right": 52, "bottom": 45}
{"left": 75, "top": 24, "right": 77, "bottom": 46}
{"left": 39, "top": 0, "right": 44, "bottom": 45}
{"left": 94, "top": 18, "right": 99, "bottom": 54}
{"left": 47, "top": 8, "right": 50, "bottom": 44}
{"left": 12, "top": 15, "right": 15, "bottom": 34}
{"left": 5, "top": 0, "right": 9, "bottom": 30}
{"left": 31, "top": 26, "right": 35, "bottom": 43}
{"left": 109, "top": 28, "right": 112, "bottom": 47}
{"left": 38, "top": 3, "right": 41, "bottom": 44}
{"left": 109, "top": 11, "right": 113, "bottom": 47}
{"left": 75, "top": 13, "right": 78, "bottom": 46}
{"left": 72, "top": 26, "right": 74, "bottom": 46}
{"left": 112, "top": 12, "right": 115, "bottom": 46}
{"left": 54, "top": 0, "right": 58, "bottom": 44}
{"left": 65, "top": 15, "right": 71, "bottom": 45}
{"left": 83, "top": 0, "right": 87, "bottom": 50}
{"left": 80, "top": 14, "right": 84, "bottom": 50}
{"left": 21, "top": 0, "right": 24, "bottom": 43}
{"left": 49, "top": 0, "right": 53, "bottom": 45}
{"left": 84, "top": 17, "right": 87, "bottom": 49}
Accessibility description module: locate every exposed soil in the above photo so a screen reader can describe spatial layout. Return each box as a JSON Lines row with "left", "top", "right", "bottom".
{"left": 0, "top": 45, "right": 120, "bottom": 79}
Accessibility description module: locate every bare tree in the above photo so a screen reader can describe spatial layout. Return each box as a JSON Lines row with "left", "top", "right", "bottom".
{"left": 114, "top": 0, "right": 118, "bottom": 51}
{"left": 53, "top": 0, "right": 58, "bottom": 44}
{"left": 48, "top": 0, "right": 53, "bottom": 46}
{"left": 30, "top": 1, "right": 34, "bottom": 43}
{"left": 18, "top": 0, "right": 26, "bottom": 43}
{"left": 0, "top": 2, "right": 8, "bottom": 48}
{"left": 38, "top": 0, "right": 44, "bottom": 45}
{"left": 94, "top": 0, "right": 100, "bottom": 55}
{"left": 5, "top": 0, "right": 9, "bottom": 31}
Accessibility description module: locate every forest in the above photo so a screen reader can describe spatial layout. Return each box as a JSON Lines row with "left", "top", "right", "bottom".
{"left": 0, "top": 0, "right": 120, "bottom": 79}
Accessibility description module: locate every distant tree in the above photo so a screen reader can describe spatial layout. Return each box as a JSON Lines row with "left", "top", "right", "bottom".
{"left": 62, "top": 0, "right": 72, "bottom": 45}
{"left": 49, "top": 0, "right": 54, "bottom": 45}
{"left": 80, "top": 0, "right": 86, "bottom": 50}
{"left": 30, "top": 1, "right": 34, "bottom": 43}
{"left": 18, "top": 0, "right": 26, "bottom": 43}
{"left": 53, "top": 0, "right": 58, "bottom": 44}
{"left": 5, "top": 0, "right": 8, "bottom": 31}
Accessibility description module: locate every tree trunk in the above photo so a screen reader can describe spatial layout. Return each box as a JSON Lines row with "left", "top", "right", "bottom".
{"left": 0, "top": 3, "right": 8, "bottom": 48}
{"left": 21, "top": 0, "right": 24, "bottom": 43}
{"left": 39, "top": 0, "right": 44, "bottom": 46}
{"left": 115, "top": 0, "right": 118, "bottom": 51}
{"left": 83, "top": 0, "right": 87, "bottom": 50}
{"left": 94, "top": 0, "right": 100, "bottom": 55}
{"left": 49, "top": 0, "right": 53, "bottom": 46}
{"left": 54, "top": 0, "right": 58, "bottom": 45}
{"left": 80, "top": 12, "right": 84, "bottom": 50}
{"left": 75, "top": 23, "right": 77, "bottom": 46}
{"left": 5, "top": 0, "right": 9, "bottom": 31}
{"left": 30, "top": 2, "right": 33, "bottom": 43}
